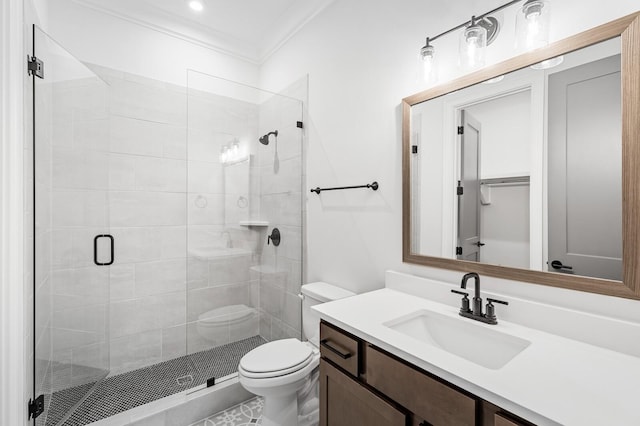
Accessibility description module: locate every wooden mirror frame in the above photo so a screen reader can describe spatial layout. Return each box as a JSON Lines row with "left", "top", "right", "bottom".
{"left": 402, "top": 12, "right": 640, "bottom": 300}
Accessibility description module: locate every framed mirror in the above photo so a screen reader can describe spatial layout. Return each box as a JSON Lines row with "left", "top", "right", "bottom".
{"left": 402, "top": 12, "right": 640, "bottom": 299}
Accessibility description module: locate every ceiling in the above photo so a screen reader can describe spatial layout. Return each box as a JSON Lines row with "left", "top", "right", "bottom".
{"left": 72, "top": 0, "right": 337, "bottom": 63}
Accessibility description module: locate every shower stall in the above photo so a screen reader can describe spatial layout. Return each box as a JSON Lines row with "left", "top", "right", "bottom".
{"left": 31, "top": 27, "right": 305, "bottom": 426}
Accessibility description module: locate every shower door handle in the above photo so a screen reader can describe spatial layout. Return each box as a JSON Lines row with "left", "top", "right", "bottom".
{"left": 94, "top": 234, "right": 114, "bottom": 266}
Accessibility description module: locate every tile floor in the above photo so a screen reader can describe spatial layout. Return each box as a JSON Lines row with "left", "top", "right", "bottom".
{"left": 190, "top": 397, "right": 263, "bottom": 426}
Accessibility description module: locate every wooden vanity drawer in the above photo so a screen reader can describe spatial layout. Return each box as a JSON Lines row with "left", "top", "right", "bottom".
{"left": 365, "top": 345, "right": 476, "bottom": 426}
{"left": 320, "top": 359, "right": 407, "bottom": 426}
{"left": 494, "top": 414, "right": 524, "bottom": 426}
{"left": 320, "top": 321, "right": 360, "bottom": 377}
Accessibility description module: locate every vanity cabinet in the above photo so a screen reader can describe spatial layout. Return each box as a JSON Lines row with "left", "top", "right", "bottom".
{"left": 319, "top": 320, "right": 534, "bottom": 426}
{"left": 319, "top": 359, "right": 408, "bottom": 426}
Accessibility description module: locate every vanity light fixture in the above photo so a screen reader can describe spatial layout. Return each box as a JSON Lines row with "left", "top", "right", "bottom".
{"left": 419, "top": 38, "right": 436, "bottom": 83}
{"left": 188, "top": 0, "right": 204, "bottom": 12}
{"left": 220, "top": 139, "right": 247, "bottom": 165}
{"left": 516, "top": 0, "right": 551, "bottom": 51}
{"left": 418, "top": 0, "right": 552, "bottom": 82}
{"left": 460, "top": 16, "right": 488, "bottom": 70}
{"left": 219, "top": 145, "right": 228, "bottom": 164}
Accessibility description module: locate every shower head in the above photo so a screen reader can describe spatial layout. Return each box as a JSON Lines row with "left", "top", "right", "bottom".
{"left": 259, "top": 130, "right": 278, "bottom": 145}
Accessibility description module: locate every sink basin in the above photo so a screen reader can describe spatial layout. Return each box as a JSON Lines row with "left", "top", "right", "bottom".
{"left": 384, "top": 309, "right": 531, "bottom": 369}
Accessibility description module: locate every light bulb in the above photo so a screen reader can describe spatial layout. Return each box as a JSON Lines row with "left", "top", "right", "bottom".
{"left": 516, "top": 0, "right": 550, "bottom": 51}
{"left": 460, "top": 19, "right": 487, "bottom": 70}
{"left": 420, "top": 41, "right": 436, "bottom": 84}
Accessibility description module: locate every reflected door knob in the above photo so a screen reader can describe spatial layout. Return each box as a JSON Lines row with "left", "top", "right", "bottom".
{"left": 550, "top": 260, "right": 573, "bottom": 270}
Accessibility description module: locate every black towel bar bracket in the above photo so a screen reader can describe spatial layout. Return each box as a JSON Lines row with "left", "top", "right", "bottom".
{"left": 310, "top": 181, "right": 379, "bottom": 194}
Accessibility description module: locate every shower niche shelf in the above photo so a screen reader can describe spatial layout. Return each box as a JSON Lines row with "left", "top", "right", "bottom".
{"left": 239, "top": 221, "right": 269, "bottom": 227}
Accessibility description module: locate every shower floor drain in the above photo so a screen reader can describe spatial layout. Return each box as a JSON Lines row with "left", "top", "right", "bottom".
{"left": 176, "top": 375, "right": 194, "bottom": 386}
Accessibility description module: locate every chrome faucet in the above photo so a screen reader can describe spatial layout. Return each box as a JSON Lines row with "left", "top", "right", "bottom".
{"left": 451, "top": 272, "right": 508, "bottom": 325}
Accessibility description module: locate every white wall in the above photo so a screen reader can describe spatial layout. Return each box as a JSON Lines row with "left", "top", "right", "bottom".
{"left": 259, "top": 0, "right": 640, "bottom": 317}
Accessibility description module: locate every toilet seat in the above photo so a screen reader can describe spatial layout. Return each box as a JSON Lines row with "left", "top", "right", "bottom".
{"left": 239, "top": 338, "right": 313, "bottom": 379}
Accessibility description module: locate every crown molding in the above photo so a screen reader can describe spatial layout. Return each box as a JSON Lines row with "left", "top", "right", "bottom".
{"left": 71, "top": 0, "right": 260, "bottom": 64}
{"left": 71, "top": 0, "right": 337, "bottom": 65}
{"left": 258, "top": 0, "right": 337, "bottom": 63}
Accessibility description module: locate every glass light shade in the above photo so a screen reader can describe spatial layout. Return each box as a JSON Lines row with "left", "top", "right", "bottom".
{"left": 420, "top": 44, "right": 437, "bottom": 84}
{"left": 460, "top": 23, "right": 487, "bottom": 70}
{"left": 516, "top": 0, "right": 551, "bottom": 51}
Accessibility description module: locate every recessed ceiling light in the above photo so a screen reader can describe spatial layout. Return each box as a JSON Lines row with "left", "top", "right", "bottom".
{"left": 188, "top": 0, "right": 204, "bottom": 12}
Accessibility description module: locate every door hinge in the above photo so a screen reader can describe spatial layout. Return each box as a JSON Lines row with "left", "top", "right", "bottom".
{"left": 456, "top": 247, "right": 463, "bottom": 256}
{"left": 457, "top": 185, "right": 463, "bottom": 196}
{"left": 457, "top": 126, "right": 464, "bottom": 135}
{"left": 296, "top": 121, "right": 304, "bottom": 129}
{"left": 28, "top": 56, "right": 44, "bottom": 79}
{"left": 28, "top": 395, "right": 45, "bottom": 420}
{"left": 412, "top": 145, "right": 418, "bottom": 154}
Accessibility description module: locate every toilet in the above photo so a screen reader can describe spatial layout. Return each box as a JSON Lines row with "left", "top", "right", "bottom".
{"left": 238, "top": 282, "right": 355, "bottom": 426}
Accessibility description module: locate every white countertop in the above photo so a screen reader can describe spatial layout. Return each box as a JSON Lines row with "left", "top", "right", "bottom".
{"left": 313, "top": 288, "right": 640, "bottom": 426}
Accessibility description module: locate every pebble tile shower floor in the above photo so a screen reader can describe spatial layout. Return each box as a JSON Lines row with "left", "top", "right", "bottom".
{"left": 41, "top": 336, "right": 266, "bottom": 426}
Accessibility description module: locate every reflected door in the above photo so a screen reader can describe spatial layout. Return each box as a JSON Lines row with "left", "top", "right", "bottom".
{"left": 547, "top": 55, "right": 622, "bottom": 280}
{"left": 457, "top": 110, "right": 482, "bottom": 261}
{"left": 32, "top": 26, "right": 110, "bottom": 425}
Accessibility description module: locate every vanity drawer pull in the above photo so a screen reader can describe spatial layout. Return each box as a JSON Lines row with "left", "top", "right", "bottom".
{"left": 320, "top": 321, "right": 360, "bottom": 377}
{"left": 320, "top": 339, "right": 352, "bottom": 359}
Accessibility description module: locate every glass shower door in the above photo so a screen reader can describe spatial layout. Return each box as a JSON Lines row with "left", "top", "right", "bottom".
{"left": 185, "top": 70, "right": 304, "bottom": 392}
{"left": 32, "top": 26, "right": 111, "bottom": 425}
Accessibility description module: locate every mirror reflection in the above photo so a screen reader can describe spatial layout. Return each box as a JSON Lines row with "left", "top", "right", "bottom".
{"left": 410, "top": 37, "right": 621, "bottom": 281}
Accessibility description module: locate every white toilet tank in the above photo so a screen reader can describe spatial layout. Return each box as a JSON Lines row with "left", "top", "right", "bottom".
{"left": 300, "top": 282, "right": 355, "bottom": 347}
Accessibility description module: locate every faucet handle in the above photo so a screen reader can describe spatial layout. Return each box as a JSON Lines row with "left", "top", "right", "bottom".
{"left": 485, "top": 298, "right": 509, "bottom": 324}
{"left": 451, "top": 289, "right": 471, "bottom": 313}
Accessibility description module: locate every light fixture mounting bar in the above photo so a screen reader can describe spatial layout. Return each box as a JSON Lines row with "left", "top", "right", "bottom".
{"left": 426, "top": 0, "right": 523, "bottom": 43}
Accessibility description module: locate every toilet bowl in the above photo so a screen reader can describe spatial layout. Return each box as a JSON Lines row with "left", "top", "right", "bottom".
{"left": 197, "top": 304, "right": 258, "bottom": 345}
{"left": 237, "top": 282, "right": 355, "bottom": 426}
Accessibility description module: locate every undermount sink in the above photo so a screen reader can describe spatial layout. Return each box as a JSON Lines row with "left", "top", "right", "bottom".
{"left": 384, "top": 309, "right": 531, "bottom": 370}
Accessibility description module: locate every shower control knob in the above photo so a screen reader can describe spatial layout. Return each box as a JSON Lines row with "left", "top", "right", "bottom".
{"left": 267, "top": 228, "right": 281, "bottom": 247}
